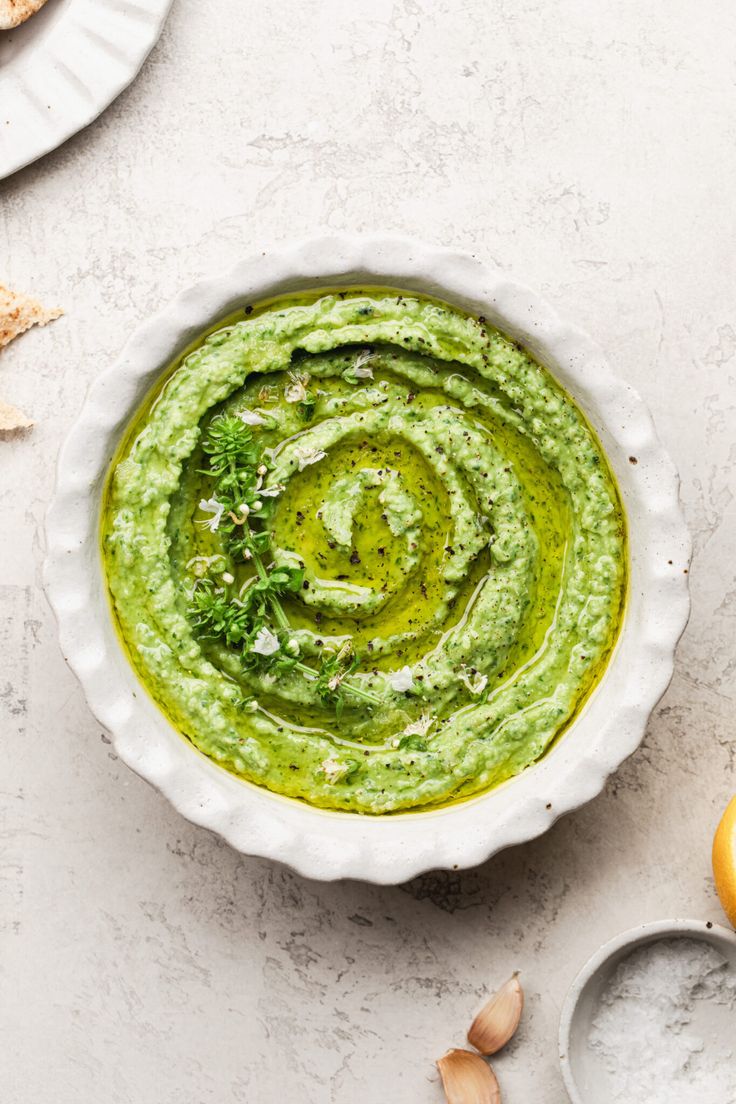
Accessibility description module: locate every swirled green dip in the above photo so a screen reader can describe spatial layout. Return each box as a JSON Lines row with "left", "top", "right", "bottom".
{"left": 103, "top": 289, "right": 626, "bottom": 813}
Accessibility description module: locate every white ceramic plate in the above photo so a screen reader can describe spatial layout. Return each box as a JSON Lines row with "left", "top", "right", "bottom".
{"left": 44, "top": 236, "right": 691, "bottom": 883}
{"left": 0, "top": 0, "right": 173, "bottom": 180}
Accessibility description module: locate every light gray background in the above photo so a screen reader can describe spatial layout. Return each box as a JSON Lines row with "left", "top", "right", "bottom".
{"left": 2, "top": 1, "right": 735, "bottom": 1101}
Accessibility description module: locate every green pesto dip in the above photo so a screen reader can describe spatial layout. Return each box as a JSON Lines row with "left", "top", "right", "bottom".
{"left": 102, "top": 289, "right": 626, "bottom": 814}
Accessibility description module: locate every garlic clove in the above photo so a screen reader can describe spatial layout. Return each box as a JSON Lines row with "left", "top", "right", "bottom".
{"left": 467, "top": 973, "right": 523, "bottom": 1056}
{"left": 436, "top": 1048, "right": 501, "bottom": 1104}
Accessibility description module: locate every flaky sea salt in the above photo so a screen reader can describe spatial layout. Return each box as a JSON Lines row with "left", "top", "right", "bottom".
{"left": 587, "top": 937, "right": 736, "bottom": 1104}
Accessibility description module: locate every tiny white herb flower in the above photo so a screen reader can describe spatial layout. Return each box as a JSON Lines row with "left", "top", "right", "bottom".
{"left": 251, "top": 627, "right": 280, "bottom": 656}
{"left": 238, "top": 408, "right": 268, "bottom": 426}
{"left": 198, "top": 497, "right": 225, "bottom": 533}
{"left": 403, "top": 712, "right": 435, "bottom": 737}
{"left": 187, "top": 554, "right": 222, "bottom": 578}
{"left": 343, "top": 366, "right": 375, "bottom": 384}
{"left": 459, "top": 668, "right": 488, "bottom": 696}
{"left": 388, "top": 665, "right": 414, "bottom": 693}
{"left": 221, "top": 571, "right": 235, "bottom": 585}
{"left": 321, "top": 758, "right": 347, "bottom": 783}
{"left": 251, "top": 500, "right": 263, "bottom": 511}
{"left": 294, "top": 446, "right": 327, "bottom": 472}
{"left": 285, "top": 371, "right": 309, "bottom": 403}
{"left": 354, "top": 350, "right": 375, "bottom": 370}
{"left": 342, "top": 351, "right": 375, "bottom": 384}
{"left": 285, "top": 638, "right": 300, "bottom": 656}
{"left": 259, "top": 484, "right": 285, "bottom": 498}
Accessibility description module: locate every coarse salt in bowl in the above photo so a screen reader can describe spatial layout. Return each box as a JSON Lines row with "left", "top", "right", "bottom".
{"left": 559, "top": 919, "right": 736, "bottom": 1104}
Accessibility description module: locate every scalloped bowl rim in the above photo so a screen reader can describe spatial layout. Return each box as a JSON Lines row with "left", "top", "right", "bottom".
{"left": 43, "top": 235, "right": 691, "bottom": 883}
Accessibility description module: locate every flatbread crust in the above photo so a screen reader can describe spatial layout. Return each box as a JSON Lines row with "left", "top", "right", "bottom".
{"left": 0, "top": 398, "right": 33, "bottom": 433}
{"left": 0, "top": 282, "right": 62, "bottom": 348}
{"left": 0, "top": 282, "right": 62, "bottom": 435}
{"left": 0, "top": 0, "right": 49, "bottom": 30}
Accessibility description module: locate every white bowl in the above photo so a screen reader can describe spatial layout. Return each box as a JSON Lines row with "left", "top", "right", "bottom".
{"left": 44, "top": 236, "right": 691, "bottom": 883}
{"left": 559, "top": 919, "right": 736, "bottom": 1103}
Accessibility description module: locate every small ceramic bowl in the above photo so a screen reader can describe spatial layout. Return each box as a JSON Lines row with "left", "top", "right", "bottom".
{"left": 559, "top": 918, "right": 736, "bottom": 1103}
{"left": 44, "top": 235, "right": 691, "bottom": 883}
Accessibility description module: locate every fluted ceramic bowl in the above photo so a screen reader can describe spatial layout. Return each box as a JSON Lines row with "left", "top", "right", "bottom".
{"left": 44, "top": 236, "right": 691, "bottom": 883}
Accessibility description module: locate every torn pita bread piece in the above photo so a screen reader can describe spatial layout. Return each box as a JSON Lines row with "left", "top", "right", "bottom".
{"left": 0, "top": 283, "right": 62, "bottom": 436}
{"left": 0, "top": 0, "right": 49, "bottom": 30}
{"left": 0, "top": 282, "right": 62, "bottom": 349}
{"left": 0, "top": 398, "right": 34, "bottom": 433}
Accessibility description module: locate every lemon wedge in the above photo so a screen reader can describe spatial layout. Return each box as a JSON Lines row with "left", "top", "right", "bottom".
{"left": 713, "top": 795, "right": 736, "bottom": 927}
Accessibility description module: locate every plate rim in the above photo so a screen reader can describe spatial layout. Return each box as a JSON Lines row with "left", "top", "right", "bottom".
{"left": 0, "top": 0, "right": 174, "bottom": 180}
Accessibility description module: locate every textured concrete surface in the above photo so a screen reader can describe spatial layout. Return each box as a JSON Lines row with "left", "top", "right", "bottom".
{"left": 1, "top": 1, "right": 735, "bottom": 1101}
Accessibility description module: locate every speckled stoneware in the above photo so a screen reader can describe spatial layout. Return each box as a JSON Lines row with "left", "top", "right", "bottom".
{"left": 559, "top": 918, "right": 736, "bottom": 1103}
{"left": 0, "top": 0, "right": 173, "bottom": 180}
{"left": 44, "top": 236, "right": 691, "bottom": 883}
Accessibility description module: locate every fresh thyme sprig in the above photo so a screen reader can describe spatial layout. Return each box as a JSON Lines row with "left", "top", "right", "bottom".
{"left": 314, "top": 641, "right": 361, "bottom": 719}
{"left": 199, "top": 415, "right": 267, "bottom": 555}
{"left": 190, "top": 581, "right": 252, "bottom": 647}
{"left": 200, "top": 414, "right": 260, "bottom": 479}
{"left": 189, "top": 411, "right": 383, "bottom": 713}
{"left": 198, "top": 414, "right": 291, "bottom": 619}
{"left": 191, "top": 577, "right": 382, "bottom": 710}
{"left": 190, "top": 577, "right": 302, "bottom": 675}
{"left": 190, "top": 568, "right": 304, "bottom": 640}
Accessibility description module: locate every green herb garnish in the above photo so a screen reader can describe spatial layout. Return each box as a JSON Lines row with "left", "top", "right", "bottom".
{"left": 189, "top": 412, "right": 382, "bottom": 713}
